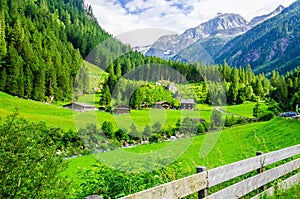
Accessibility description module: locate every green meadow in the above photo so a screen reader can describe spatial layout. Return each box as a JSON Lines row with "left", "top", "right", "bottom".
{"left": 0, "top": 92, "right": 212, "bottom": 132}
{"left": 221, "top": 101, "right": 268, "bottom": 118}
{"left": 64, "top": 117, "right": 300, "bottom": 186}
{"left": 1, "top": 91, "right": 299, "bottom": 196}
{"left": 0, "top": 92, "right": 76, "bottom": 130}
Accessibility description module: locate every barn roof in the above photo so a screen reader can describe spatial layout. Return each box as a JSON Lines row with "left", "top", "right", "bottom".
{"left": 64, "top": 102, "right": 96, "bottom": 108}
{"left": 180, "top": 99, "right": 195, "bottom": 104}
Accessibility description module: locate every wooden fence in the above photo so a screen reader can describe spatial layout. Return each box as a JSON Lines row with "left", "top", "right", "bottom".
{"left": 121, "top": 144, "right": 300, "bottom": 199}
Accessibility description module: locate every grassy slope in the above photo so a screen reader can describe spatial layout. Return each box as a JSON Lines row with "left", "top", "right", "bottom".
{"left": 73, "top": 108, "right": 212, "bottom": 132}
{"left": 0, "top": 91, "right": 213, "bottom": 132}
{"left": 2, "top": 90, "right": 298, "bottom": 191}
{"left": 64, "top": 117, "right": 300, "bottom": 185}
{"left": 0, "top": 92, "right": 76, "bottom": 130}
{"left": 84, "top": 61, "right": 108, "bottom": 90}
{"left": 222, "top": 101, "right": 268, "bottom": 118}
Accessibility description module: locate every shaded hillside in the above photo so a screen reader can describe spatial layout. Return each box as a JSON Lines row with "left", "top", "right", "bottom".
{"left": 214, "top": 1, "right": 300, "bottom": 75}
{"left": 173, "top": 36, "right": 233, "bottom": 64}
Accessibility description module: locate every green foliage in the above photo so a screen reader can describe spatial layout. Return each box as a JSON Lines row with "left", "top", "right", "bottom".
{"left": 66, "top": 117, "right": 300, "bottom": 198}
{"left": 266, "top": 183, "right": 300, "bottom": 199}
{"left": 101, "top": 121, "right": 113, "bottom": 139}
{"left": 78, "top": 124, "right": 114, "bottom": 152}
{"left": 76, "top": 160, "right": 186, "bottom": 198}
{"left": 177, "top": 117, "right": 203, "bottom": 135}
{"left": 224, "top": 115, "right": 246, "bottom": 127}
{"left": 0, "top": 114, "right": 71, "bottom": 198}
{"left": 253, "top": 102, "right": 261, "bottom": 118}
{"left": 258, "top": 111, "right": 275, "bottom": 121}
{"left": 210, "top": 109, "right": 224, "bottom": 129}
{"left": 99, "top": 84, "right": 111, "bottom": 107}
{"left": 0, "top": 0, "right": 112, "bottom": 102}
{"left": 143, "top": 125, "right": 151, "bottom": 138}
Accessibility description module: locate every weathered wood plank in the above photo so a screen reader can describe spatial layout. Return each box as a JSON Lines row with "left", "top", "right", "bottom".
{"left": 263, "top": 144, "right": 300, "bottom": 166}
{"left": 251, "top": 172, "right": 300, "bottom": 199}
{"left": 209, "top": 158, "right": 300, "bottom": 199}
{"left": 120, "top": 172, "right": 207, "bottom": 199}
{"left": 208, "top": 144, "right": 300, "bottom": 187}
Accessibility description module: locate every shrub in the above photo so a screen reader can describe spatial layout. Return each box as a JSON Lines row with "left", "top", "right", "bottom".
{"left": 259, "top": 111, "right": 274, "bottom": 121}
{"left": 0, "top": 114, "right": 70, "bottom": 198}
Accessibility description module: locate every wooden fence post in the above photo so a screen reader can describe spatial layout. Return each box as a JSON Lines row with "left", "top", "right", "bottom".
{"left": 256, "top": 151, "right": 266, "bottom": 191}
{"left": 197, "top": 166, "right": 208, "bottom": 199}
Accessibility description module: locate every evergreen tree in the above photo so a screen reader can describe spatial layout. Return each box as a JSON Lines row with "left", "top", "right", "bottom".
{"left": 100, "top": 84, "right": 111, "bottom": 106}
{"left": 5, "top": 45, "right": 24, "bottom": 97}
{"left": 0, "top": 68, "right": 6, "bottom": 90}
{"left": 143, "top": 125, "right": 151, "bottom": 139}
{"left": 101, "top": 121, "right": 113, "bottom": 139}
{"left": 253, "top": 102, "right": 260, "bottom": 118}
{"left": 210, "top": 109, "right": 223, "bottom": 130}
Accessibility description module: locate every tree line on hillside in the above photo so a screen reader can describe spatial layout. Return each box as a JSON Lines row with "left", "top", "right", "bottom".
{"left": 97, "top": 52, "right": 299, "bottom": 111}
{"left": 0, "top": 0, "right": 298, "bottom": 111}
{"left": 0, "top": 0, "right": 113, "bottom": 102}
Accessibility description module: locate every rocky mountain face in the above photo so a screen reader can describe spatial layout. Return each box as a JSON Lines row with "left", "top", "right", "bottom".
{"left": 248, "top": 5, "right": 285, "bottom": 27}
{"left": 144, "top": 5, "right": 285, "bottom": 64}
{"left": 214, "top": 1, "right": 300, "bottom": 75}
{"left": 146, "top": 13, "right": 249, "bottom": 60}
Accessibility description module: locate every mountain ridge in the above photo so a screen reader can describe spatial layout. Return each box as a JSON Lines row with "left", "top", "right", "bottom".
{"left": 145, "top": 13, "right": 249, "bottom": 60}
{"left": 144, "top": 5, "right": 285, "bottom": 63}
{"left": 214, "top": 1, "right": 300, "bottom": 74}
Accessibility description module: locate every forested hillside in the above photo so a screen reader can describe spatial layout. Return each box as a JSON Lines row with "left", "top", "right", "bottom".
{"left": 0, "top": 0, "right": 111, "bottom": 102}
{"left": 214, "top": 0, "right": 300, "bottom": 75}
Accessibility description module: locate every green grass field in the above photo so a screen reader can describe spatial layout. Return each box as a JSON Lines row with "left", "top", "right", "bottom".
{"left": 73, "top": 108, "right": 212, "bottom": 132}
{"left": 84, "top": 61, "right": 108, "bottom": 91}
{"left": 0, "top": 92, "right": 76, "bottom": 130}
{"left": 63, "top": 117, "right": 300, "bottom": 186}
{"left": 0, "top": 92, "right": 212, "bottom": 132}
{"left": 1, "top": 91, "right": 298, "bottom": 196}
{"left": 0, "top": 91, "right": 269, "bottom": 133}
{"left": 222, "top": 101, "right": 268, "bottom": 118}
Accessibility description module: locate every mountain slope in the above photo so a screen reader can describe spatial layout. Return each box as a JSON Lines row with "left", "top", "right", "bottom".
{"left": 214, "top": 1, "right": 300, "bottom": 74}
{"left": 248, "top": 5, "right": 285, "bottom": 27}
{"left": 146, "top": 6, "right": 285, "bottom": 63}
{"left": 0, "top": 0, "right": 112, "bottom": 102}
{"left": 146, "top": 13, "right": 248, "bottom": 60}
{"left": 173, "top": 6, "right": 286, "bottom": 64}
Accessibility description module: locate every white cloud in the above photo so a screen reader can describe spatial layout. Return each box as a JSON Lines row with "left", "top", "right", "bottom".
{"left": 86, "top": 0, "right": 297, "bottom": 46}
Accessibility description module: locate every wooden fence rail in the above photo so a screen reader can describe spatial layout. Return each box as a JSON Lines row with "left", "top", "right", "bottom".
{"left": 121, "top": 144, "right": 300, "bottom": 199}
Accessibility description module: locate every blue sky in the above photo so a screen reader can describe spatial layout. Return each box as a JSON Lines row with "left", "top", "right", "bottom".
{"left": 86, "top": 0, "right": 296, "bottom": 46}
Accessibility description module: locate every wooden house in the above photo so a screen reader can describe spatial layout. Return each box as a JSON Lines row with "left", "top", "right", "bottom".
{"left": 153, "top": 101, "right": 171, "bottom": 109}
{"left": 115, "top": 105, "right": 130, "bottom": 114}
{"left": 180, "top": 99, "right": 195, "bottom": 110}
{"left": 63, "top": 102, "right": 96, "bottom": 112}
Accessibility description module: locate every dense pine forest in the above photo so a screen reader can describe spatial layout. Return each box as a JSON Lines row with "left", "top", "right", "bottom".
{"left": 0, "top": 0, "right": 299, "bottom": 111}
{"left": 0, "top": 0, "right": 111, "bottom": 101}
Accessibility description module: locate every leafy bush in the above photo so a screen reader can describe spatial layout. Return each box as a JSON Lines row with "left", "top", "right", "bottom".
{"left": 225, "top": 115, "right": 246, "bottom": 127}
{"left": 0, "top": 114, "right": 71, "bottom": 198}
{"left": 76, "top": 160, "right": 186, "bottom": 198}
{"left": 258, "top": 111, "right": 275, "bottom": 121}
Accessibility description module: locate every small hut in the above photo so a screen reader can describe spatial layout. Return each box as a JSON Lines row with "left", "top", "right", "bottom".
{"left": 153, "top": 101, "right": 171, "bottom": 109}
{"left": 180, "top": 99, "right": 195, "bottom": 110}
{"left": 63, "top": 102, "right": 96, "bottom": 112}
{"left": 115, "top": 105, "right": 130, "bottom": 114}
